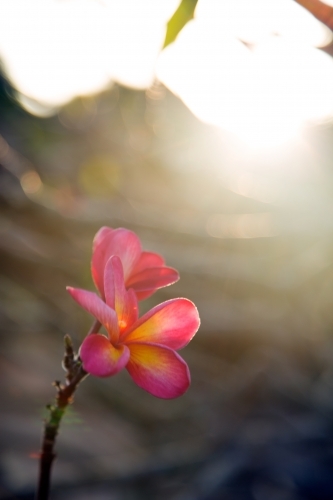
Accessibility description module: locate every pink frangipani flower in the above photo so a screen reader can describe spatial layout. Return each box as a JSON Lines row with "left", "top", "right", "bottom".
{"left": 92, "top": 227, "right": 179, "bottom": 301}
{"left": 67, "top": 256, "right": 200, "bottom": 399}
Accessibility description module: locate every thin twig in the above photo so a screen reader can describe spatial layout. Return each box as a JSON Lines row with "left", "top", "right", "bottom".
{"left": 35, "top": 335, "right": 88, "bottom": 500}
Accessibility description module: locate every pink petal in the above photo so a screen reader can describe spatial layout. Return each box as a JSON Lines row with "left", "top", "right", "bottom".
{"left": 128, "top": 252, "right": 179, "bottom": 300}
{"left": 126, "top": 343, "right": 190, "bottom": 398}
{"left": 80, "top": 334, "right": 130, "bottom": 377}
{"left": 104, "top": 256, "right": 138, "bottom": 333}
{"left": 134, "top": 290, "right": 156, "bottom": 301}
{"left": 126, "top": 267, "right": 179, "bottom": 297}
{"left": 123, "top": 298, "right": 200, "bottom": 350}
{"left": 119, "top": 288, "right": 139, "bottom": 337}
{"left": 91, "top": 227, "right": 142, "bottom": 298}
{"left": 92, "top": 226, "right": 114, "bottom": 253}
{"left": 66, "top": 287, "right": 119, "bottom": 341}
{"left": 91, "top": 227, "right": 114, "bottom": 297}
{"left": 131, "top": 251, "right": 165, "bottom": 275}
{"left": 103, "top": 256, "right": 117, "bottom": 309}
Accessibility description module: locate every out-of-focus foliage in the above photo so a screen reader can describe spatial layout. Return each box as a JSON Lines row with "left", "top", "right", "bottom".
{"left": 164, "top": 0, "right": 199, "bottom": 47}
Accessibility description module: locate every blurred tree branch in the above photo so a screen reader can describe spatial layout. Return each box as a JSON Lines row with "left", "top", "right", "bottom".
{"left": 295, "top": 0, "right": 333, "bottom": 31}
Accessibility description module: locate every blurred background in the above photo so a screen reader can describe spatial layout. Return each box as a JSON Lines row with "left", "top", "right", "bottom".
{"left": 2, "top": 1, "right": 333, "bottom": 499}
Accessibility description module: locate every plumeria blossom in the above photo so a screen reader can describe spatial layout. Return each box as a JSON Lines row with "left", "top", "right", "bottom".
{"left": 92, "top": 227, "right": 179, "bottom": 301}
{"left": 67, "top": 256, "right": 200, "bottom": 398}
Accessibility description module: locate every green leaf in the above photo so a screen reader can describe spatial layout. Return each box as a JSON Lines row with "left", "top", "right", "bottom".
{"left": 164, "top": 0, "right": 199, "bottom": 48}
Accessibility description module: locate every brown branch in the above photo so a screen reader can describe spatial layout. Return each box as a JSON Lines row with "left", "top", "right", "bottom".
{"left": 295, "top": 0, "right": 333, "bottom": 32}
{"left": 35, "top": 335, "right": 88, "bottom": 500}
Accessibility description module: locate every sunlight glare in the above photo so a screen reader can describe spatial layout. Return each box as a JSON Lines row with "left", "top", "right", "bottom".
{"left": 0, "top": 0, "right": 179, "bottom": 112}
{"left": 225, "top": 171, "right": 281, "bottom": 204}
{"left": 157, "top": 3, "right": 333, "bottom": 149}
{"left": 206, "top": 212, "right": 278, "bottom": 239}
{"left": 195, "top": 0, "right": 332, "bottom": 47}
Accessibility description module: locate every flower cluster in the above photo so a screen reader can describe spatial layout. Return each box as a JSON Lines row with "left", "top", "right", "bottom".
{"left": 67, "top": 227, "right": 200, "bottom": 399}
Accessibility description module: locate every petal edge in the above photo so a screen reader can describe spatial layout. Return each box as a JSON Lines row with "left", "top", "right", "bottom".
{"left": 126, "top": 343, "right": 191, "bottom": 399}
{"left": 123, "top": 298, "right": 200, "bottom": 350}
{"left": 67, "top": 287, "right": 118, "bottom": 338}
{"left": 80, "top": 334, "right": 130, "bottom": 377}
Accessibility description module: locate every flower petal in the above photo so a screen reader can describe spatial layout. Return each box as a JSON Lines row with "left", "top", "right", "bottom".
{"left": 104, "top": 256, "right": 138, "bottom": 333}
{"left": 92, "top": 226, "right": 114, "bottom": 253}
{"left": 80, "top": 334, "right": 130, "bottom": 377}
{"left": 91, "top": 227, "right": 141, "bottom": 297}
{"left": 123, "top": 298, "right": 200, "bottom": 350}
{"left": 131, "top": 251, "right": 165, "bottom": 274}
{"left": 126, "top": 266, "right": 179, "bottom": 300}
{"left": 119, "top": 288, "right": 139, "bottom": 337}
{"left": 126, "top": 343, "right": 190, "bottom": 398}
{"left": 91, "top": 227, "right": 113, "bottom": 296}
{"left": 66, "top": 287, "right": 119, "bottom": 340}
